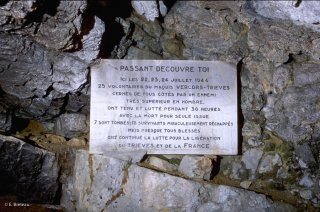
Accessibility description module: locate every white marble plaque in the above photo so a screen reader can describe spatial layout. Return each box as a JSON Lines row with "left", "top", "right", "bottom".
{"left": 90, "top": 60, "right": 238, "bottom": 155}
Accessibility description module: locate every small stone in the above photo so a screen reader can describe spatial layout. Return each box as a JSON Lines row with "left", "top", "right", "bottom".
{"left": 242, "top": 121, "right": 261, "bottom": 137}
{"left": 230, "top": 162, "right": 247, "bottom": 180}
{"left": 299, "top": 190, "right": 313, "bottom": 200}
{"left": 178, "top": 155, "right": 213, "bottom": 179}
{"left": 299, "top": 174, "right": 314, "bottom": 188}
{"left": 43, "top": 134, "right": 67, "bottom": 144}
{"left": 240, "top": 180, "right": 252, "bottom": 189}
{"left": 145, "top": 156, "right": 178, "bottom": 172}
{"left": 241, "top": 148, "right": 263, "bottom": 174}
{"left": 159, "top": 0, "right": 168, "bottom": 17}
{"left": 295, "top": 144, "right": 317, "bottom": 169}
{"left": 247, "top": 137, "right": 264, "bottom": 147}
{"left": 276, "top": 167, "right": 289, "bottom": 179}
{"left": 298, "top": 159, "right": 308, "bottom": 169}
{"left": 68, "top": 138, "right": 87, "bottom": 147}
{"left": 258, "top": 153, "right": 282, "bottom": 174}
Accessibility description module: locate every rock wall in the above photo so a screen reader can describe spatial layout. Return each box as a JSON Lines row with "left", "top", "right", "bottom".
{"left": 0, "top": 0, "right": 319, "bottom": 211}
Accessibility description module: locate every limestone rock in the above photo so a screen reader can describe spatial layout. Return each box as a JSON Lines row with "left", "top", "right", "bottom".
{"left": 61, "top": 150, "right": 130, "bottom": 212}
{"left": 159, "top": 0, "right": 167, "bottom": 17}
{"left": 228, "top": 160, "right": 248, "bottom": 180}
{"left": 54, "top": 113, "right": 88, "bottom": 138}
{"left": 240, "top": 180, "right": 252, "bottom": 189}
{"left": 63, "top": 150, "right": 296, "bottom": 211}
{"left": 0, "top": 33, "right": 89, "bottom": 123}
{"left": 68, "top": 137, "right": 87, "bottom": 147}
{"left": 27, "top": 1, "right": 87, "bottom": 51}
{"left": 178, "top": 155, "right": 213, "bottom": 179}
{"left": 131, "top": 1, "right": 159, "bottom": 21}
{"left": 0, "top": 135, "right": 59, "bottom": 203}
{"left": 241, "top": 148, "right": 263, "bottom": 176}
{"left": 264, "top": 63, "right": 320, "bottom": 144}
{"left": 101, "top": 150, "right": 147, "bottom": 163}
{"left": 258, "top": 153, "right": 282, "bottom": 174}
{"left": 74, "top": 16, "right": 105, "bottom": 63}
{"left": 0, "top": 0, "right": 106, "bottom": 132}
{"left": 294, "top": 144, "right": 317, "bottom": 169}
{"left": 0, "top": 0, "right": 36, "bottom": 31}
{"left": 299, "top": 174, "right": 314, "bottom": 188}
{"left": 299, "top": 190, "right": 313, "bottom": 200}
{"left": 145, "top": 156, "right": 178, "bottom": 172}
{"left": 109, "top": 164, "right": 296, "bottom": 211}
{"left": 164, "top": 1, "right": 249, "bottom": 63}
{"left": 124, "top": 14, "right": 163, "bottom": 59}
{"left": 125, "top": 46, "right": 162, "bottom": 60}
{"left": 251, "top": 1, "right": 320, "bottom": 32}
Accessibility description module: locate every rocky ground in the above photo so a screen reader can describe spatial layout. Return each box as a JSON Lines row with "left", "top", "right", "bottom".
{"left": 0, "top": 0, "right": 319, "bottom": 211}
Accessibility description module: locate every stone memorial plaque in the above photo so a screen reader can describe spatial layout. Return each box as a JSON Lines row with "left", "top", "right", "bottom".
{"left": 90, "top": 60, "right": 237, "bottom": 155}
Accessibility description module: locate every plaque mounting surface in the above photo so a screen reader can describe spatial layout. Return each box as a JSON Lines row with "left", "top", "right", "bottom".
{"left": 90, "top": 60, "right": 238, "bottom": 155}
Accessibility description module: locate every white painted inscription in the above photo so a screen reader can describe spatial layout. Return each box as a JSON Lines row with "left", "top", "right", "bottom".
{"left": 90, "top": 60, "right": 238, "bottom": 155}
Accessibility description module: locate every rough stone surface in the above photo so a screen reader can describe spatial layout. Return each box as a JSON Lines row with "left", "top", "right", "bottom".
{"left": 241, "top": 149, "right": 263, "bottom": 176}
{"left": 22, "top": 1, "right": 87, "bottom": 51}
{"left": 295, "top": 143, "right": 317, "bottom": 169}
{"left": 164, "top": 1, "right": 249, "bottom": 63}
{"left": 102, "top": 150, "right": 147, "bottom": 163}
{"left": 251, "top": 1, "right": 320, "bottom": 32}
{"left": 300, "top": 190, "right": 314, "bottom": 200}
{"left": 240, "top": 180, "right": 252, "bottom": 189}
{"left": 74, "top": 16, "right": 105, "bottom": 63}
{"left": 0, "top": 0, "right": 102, "bottom": 133}
{"left": 178, "top": 155, "right": 213, "bottom": 180}
{"left": 0, "top": 33, "right": 88, "bottom": 121}
{"left": 63, "top": 150, "right": 296, "bottom": 212}
{"left": 61, "top": 150, "right": 129, "bottom": 212}
{"left": 0, "top": 135, "right": 59, "bottom": 203}
{"left": 158, "top": 1, "right": 320, "bottom": 206}
{"left": 68, "top": 137, "right": 87, "bottom": 147}
{"left": 131, "top": 1, "right": 159, "bottom": 21}
{"left": 0, "top": 1, "right": 36, "bottom": 31}
{"left": 258, "top": 153, "right": 282, "bottom": 174}
{"left": 54, "top": 113, "right": 88, "bottom": 138}
{"left": 145, "top": 156, "right": 178, "bottom": 172}
{"left": 299, "top": 174, "right": 314, "bottom": 188}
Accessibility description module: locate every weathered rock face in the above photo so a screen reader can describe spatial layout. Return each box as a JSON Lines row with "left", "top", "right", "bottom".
{"left": 0, "top": 135, "right": 59, "bottom": 203}
{"left": 62, "top": 151, "right": 295, "bottom": 212}
{"left": 0, "top": 0, "right": 320, "bottom": 210}
{"left": 0, "top": 0, "right": 102, "bottom": 135}
{"left": 252, "top": 1, "right": 320, "bottom": 32}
